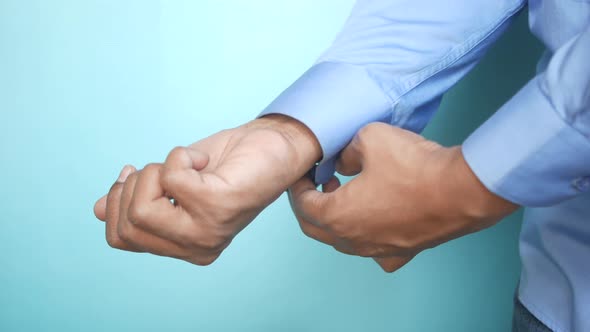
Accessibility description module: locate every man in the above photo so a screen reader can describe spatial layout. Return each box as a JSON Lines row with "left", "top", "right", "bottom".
{"left": 94, "top": 1, "right": 589, "bottom": 331}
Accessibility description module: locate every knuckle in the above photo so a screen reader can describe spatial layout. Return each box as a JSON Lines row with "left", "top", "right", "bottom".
{"left": 357, "top": 122, "right": 378, "bottom": 138}
{"left": 380, "top": 262, "right": 397, "bottom": 273}
{"left": 109, "top": 181, "right": 123, "bottom": 194}
{"left": 310, "top": 195, "right": 331, "bottom": 221}
{"left": 127, "top": 201, "right": 148, "bottom": 225}
{"left": 183, "top": 222, "right": 231, "bottom": 251}
{"left": 346, "top": 240, "right": 374, "bottom": 257}
{"left": 356, "top": 125, "right": 371, "bottom": 139}
{"left": 411, "top": 234, "right": 433, "bottom": 251}
{"left": 365, "top": 122, "right": 389, "bottom": 132}
{"left": 160, "top": 167, "right": 179, "bottom": 190}
{"left": 143, "top": 163, "right": 161, "bottom": 174}
{"left": 169, "top": 145, "right": 186, "bottom": 158}
{"left": 166, "top": 146, "right": 187, "bottom": 165}
{"left": 120, "top": 174, "right": 138, "bottom": 193}
{"left": 357, "top": 246, "right": 386, "bottom": 258}
{"left": 128, "top": 171, "right": 139, "bottom": 180}
{"left": 355, "top": 248, "right": 374, "bottom": 257}
{"left": 333, "top": 245, "right": 355, "bottom": 256}
{"left": 198, "top": 235, "right": 227, "bottom": 251}
{"left": 117, "top": 223, "right": 135, "bottom": 243}
{"left": 394, "top": 236, "right": 419, "bottom": 252}
{"left": 357, "top": 122, "right": 389, "bottom": 143}
{"left": 298, "top": 220, "right": 314, "bottom": 239}
{"left": 188, "top": 254, "right": 219, "bottom": 266}
{"left": 106, "top": 233, "right": 124, "bottom": 249}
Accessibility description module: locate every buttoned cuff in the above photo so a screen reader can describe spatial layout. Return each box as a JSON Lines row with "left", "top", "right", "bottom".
{"left": 258, "top": 62, "right": 392, "bottom": 184}
{"left": 462, "top": 77, "right": 590, "bottom": 207}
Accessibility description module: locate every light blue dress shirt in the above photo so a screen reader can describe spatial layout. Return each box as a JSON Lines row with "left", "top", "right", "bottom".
{"left": 260, "top": 1, "right": 590, "bottom": 331}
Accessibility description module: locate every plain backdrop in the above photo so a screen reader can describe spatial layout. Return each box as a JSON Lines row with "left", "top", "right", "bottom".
{"left": 0, "top": 1, "right": 543, "bottom": 331}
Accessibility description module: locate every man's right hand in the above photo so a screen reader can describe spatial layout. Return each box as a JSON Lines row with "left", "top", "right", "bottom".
{"left": 93, "top": 114, "right": 322, "bottom": 265}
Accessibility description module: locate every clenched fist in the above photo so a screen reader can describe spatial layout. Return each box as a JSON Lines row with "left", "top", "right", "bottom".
{"left": 94, "top": 115, "right": 321, "bottom": 265}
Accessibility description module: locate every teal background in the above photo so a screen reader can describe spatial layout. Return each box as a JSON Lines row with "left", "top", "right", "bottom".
{"left": 0, "top": 1, "right": 543, "bottom": 331}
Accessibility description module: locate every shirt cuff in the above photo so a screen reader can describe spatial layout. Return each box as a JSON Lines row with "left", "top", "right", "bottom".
{"left": 462, "top": 76, "right": 590, "bottom": 207}
{"left": 258, "top": 62, "right": 392, "bottom": 184}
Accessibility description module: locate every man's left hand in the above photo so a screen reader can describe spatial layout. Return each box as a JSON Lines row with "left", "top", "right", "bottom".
{"left": 288, "top": 123, "right": 518, "bottom": 273}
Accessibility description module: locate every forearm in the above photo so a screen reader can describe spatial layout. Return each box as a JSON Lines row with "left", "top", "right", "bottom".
{"left": 439, "top": 146, "right": 519, "bottom": 229}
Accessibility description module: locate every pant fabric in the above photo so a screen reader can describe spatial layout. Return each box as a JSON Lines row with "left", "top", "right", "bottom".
{"left": 512, "top": 297, "right": 553, "bottom": 332}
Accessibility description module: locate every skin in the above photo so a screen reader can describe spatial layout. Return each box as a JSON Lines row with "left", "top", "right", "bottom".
{"left": 288, "top": 122, "right": 519, "bottom": 272}
{"left": 94, "top": 116, "right": 517, "bottom": 271}
{"left": 94, "top": 114, "right": 321, "bottom": 265}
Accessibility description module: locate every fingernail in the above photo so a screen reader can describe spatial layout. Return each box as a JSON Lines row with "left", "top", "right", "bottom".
{"left": 117, "top": 165, "right": 134, "bottom": 183}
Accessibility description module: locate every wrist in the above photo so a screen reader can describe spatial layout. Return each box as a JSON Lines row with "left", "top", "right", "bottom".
{"left": 246, "top": 114, "right": 322, "bottom": 175}
{"left": 442, "top": 146, "right": 519, "bottom": 225}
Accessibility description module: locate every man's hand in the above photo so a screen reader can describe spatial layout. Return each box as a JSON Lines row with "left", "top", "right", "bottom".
{"left": 93, "top": 115, "right": 321, "bottom": 265}
{"left": 288, "top": 122, "right": 518, "bottom": 272}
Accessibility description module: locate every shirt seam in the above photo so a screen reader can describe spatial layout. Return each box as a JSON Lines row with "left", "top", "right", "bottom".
{"left": 391, "top": 2, "right": 525, "bottom": 101}
{"left": 316, "top": 3, "right": 524, "bottom": 125}
{"left": 537, "top": 70, "right": 590, "bottom": 142}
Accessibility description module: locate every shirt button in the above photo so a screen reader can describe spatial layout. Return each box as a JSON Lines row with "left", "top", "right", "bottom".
{"left": 572, "top": 177, "right": 590, "bottom": 193}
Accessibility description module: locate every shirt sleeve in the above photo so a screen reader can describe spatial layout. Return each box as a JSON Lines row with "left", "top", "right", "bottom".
{"left": 462, "top": 24, "right": 590, "bottom": 206}
{"left": 259, "top": 0, "right": 526, "bottom": 183}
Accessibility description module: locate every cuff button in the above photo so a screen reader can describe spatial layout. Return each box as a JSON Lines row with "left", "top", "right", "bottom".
{"left": 572, "top": 177, "right": 590, "bottom": 193}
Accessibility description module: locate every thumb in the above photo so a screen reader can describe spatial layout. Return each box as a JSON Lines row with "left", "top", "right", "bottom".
{"left": 165, "top": 146, "right": 209, "bottom": 171}
{"left": 288, "top": 176, "right": 335, "bottom": 227}
{"left": 93, "top": 164, "right": 136, "bottom": 222}
{"left": 94, "top": 195, "right": 107, "bottom": 221}
{"left": 161, "top": 146, "right": 208, "bottom": 204}
{"left": 187, "top": 146, "right": 209, "bottom": 170}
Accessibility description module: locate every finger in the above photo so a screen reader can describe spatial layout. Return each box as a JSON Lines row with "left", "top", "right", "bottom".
{"left": 115, "top": 171, "right": 143, "bottom": 249}
{"left": 335, "top": 134, "right": 364, "bottom": 176}
{"left": 160, "top": 148, "right": 232, "bottom": 257}
{"left": 105, "top": 165, "right": 140, "bottom": 251}
{"left": 373, "top": 256, "right": 414, "bottom": 273}
{"left": 94, "top": 195, "right": 107, "bottom": 221}
{"left": 287, "top": 181, "right": 335, "bottom": 246}
{"left": 117, "top": 165, "right": 201, "bottom": 259}
{"left": 161, "top": 146, "right": 207, "bottom": 204}
{"left": 297, "top": 218, "right": 339, "bottom": 246}
{"left": 288, "top": 176, "right": 336, "bottom": 227}
{"left": 128, "top": 163, "right": 195, "bottom": 245}
{"left": 321, "top": 176, "right": 341, "bottom": 193}
{"left": 95, "top": 165, "right": 136, "bottom": 221}
{"left": 117, "top": 223, "right": 192, "bottom": 260}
